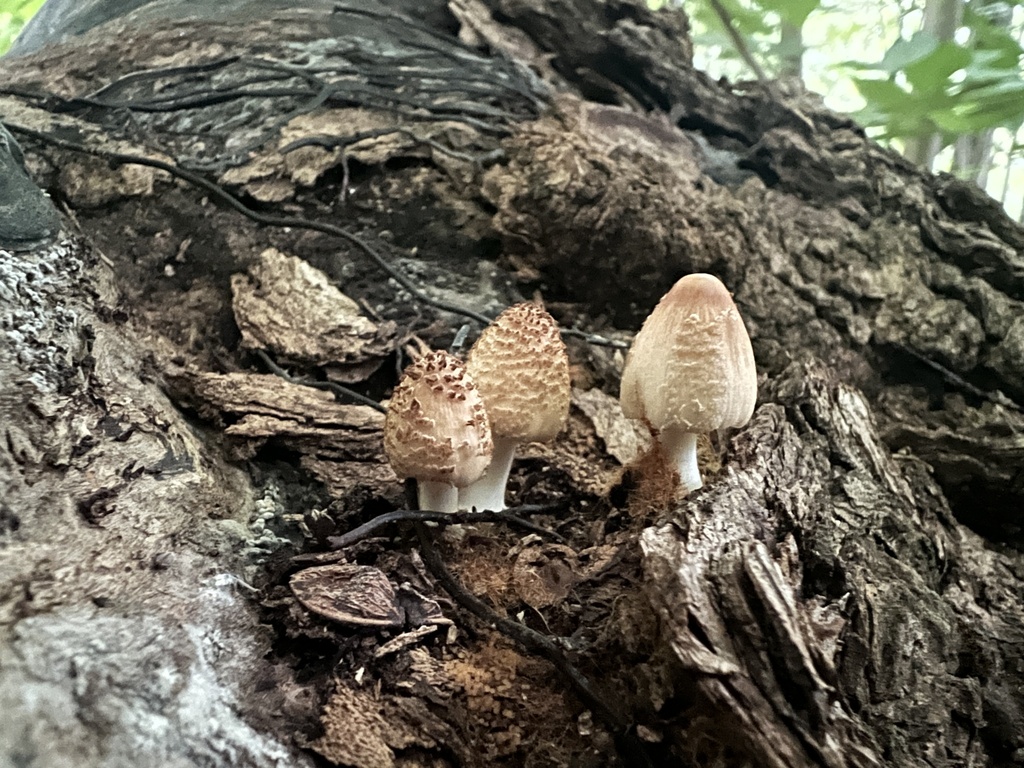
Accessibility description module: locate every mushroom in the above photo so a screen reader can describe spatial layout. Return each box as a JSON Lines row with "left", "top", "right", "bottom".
{"left": 459, "top": 303, "right": 571, "bottom": 511}
{"left": 384, "top": 350, "right": 492, "bottom": 513}
{"left": 619, "top": 273, "right": 757, "bottom": 495}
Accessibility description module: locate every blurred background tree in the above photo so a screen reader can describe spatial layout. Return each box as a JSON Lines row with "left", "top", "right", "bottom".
{"left": 2, "top": 0, "right": 1022, "bottom": 220}
{"left": 656, "top": 0, "right": 1024, "bottom": 221}
{"left": 0, "top": 0, "right": 43, "bottom": 52}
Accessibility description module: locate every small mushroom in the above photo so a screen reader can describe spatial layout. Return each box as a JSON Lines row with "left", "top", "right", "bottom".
{"left": 620, "top": 273, "right": 757, "bottom": 495}
{"left": 459, "top": 303, "right": 571, "bottom": 511}
{"left": 384, "top": 350, "right": 492, "bottom": 512}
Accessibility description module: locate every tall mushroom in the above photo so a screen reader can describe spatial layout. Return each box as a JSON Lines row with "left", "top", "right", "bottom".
{"left": 384, "top": 350, "right": 492, "bottom": 513}
{"left": 620, "top": 273, "right": 757, "bottom": 495}
{"left": 459, "top": 303, "right": 571, "bottom": 512}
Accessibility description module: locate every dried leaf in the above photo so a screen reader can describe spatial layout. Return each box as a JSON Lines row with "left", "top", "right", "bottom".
{"left": 290, "top": 564, "right": 404, "bottom": 628}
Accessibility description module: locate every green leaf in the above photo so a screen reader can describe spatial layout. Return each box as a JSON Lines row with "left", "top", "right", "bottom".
{"left": 964, "top": 5, "right": 1024, "bottom": 65}
{"left": 877, "top": 32, "right": 940, "bottom": 74}
{"left": 852, "top": 77, "right": 910, "bottom": 110}
{"left": 757, "top": 0, "right": 820, "bottom": 27}
{"left": 933, "top": 100, "right": 1024, "bottom": 134}
{"left": 955, "top": 78, "right": 1024, "bottom": 103}
{"left": 903, "top": 42, "right": 972, "bottom": 94}
{"left": 961, "top": 49, "right": 1021, "bottom": 83}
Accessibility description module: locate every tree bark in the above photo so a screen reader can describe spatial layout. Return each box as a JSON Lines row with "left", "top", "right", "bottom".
{"left": 1, "top": 1, "right": 1023, "bottom": 767}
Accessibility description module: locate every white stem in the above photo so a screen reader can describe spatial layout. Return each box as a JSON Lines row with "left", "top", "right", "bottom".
{"left": 457, "top": 437, "right": 517, "bottom": 512}
{"left": 417, "top": 481, "right": 458, "bottom": 513}
{"left": 660, "top": 428, "right": 702, "bottom": 495}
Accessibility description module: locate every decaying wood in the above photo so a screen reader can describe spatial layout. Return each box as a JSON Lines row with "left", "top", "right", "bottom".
{"left": 643, "top": 361, "right": 1024, "bottom": 766}
{"left": 471, "top": 0, "right": 1024, "bottom": 535}
{"left": 231, "top": 247, "right": 397, "bottom": 379}
{"left": 0, "top": 232, "right": 316, "bottom": 765}
{"left": 1, "top": 0, "right": 1023, "bottom": 766}
{"left": 167, "top": 368, "right": 394, "bottom": 495}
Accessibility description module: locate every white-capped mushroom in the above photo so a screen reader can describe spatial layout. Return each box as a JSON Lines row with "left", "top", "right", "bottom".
{"left": 384, "top": 350, "right": 492, "bottom": 512}
{"left": 458, "top": 303, "right": 571, "bottom": 511}
{"left": 620, "top": 273, "right": 757, "bottom": 495}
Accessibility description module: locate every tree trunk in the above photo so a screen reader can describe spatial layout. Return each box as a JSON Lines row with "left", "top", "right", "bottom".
{"left": 778, "top": 20, "right": 804, "bottom": 82}
{"left": 1, "top": 1, "right": 1023, "bottom": 767}
{"left": 950, "top": 0, "right": 1015, "bottom": 192}
{"left": 903, "top": 0, "right": 962, "bottom": 169}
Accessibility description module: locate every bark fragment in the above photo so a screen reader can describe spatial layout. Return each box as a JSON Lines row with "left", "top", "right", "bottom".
{"left": 231, "top": 247, "right": 397, "bottom": 378}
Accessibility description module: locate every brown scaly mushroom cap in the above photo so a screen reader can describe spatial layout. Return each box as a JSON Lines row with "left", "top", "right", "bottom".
{"left": 466, "top": 302, "right": 571, "bottom": 442}
{"left": 459, "top": 302, "right": 571, "bottom": 511}
{"left": 384, "top": 350, "right": 492, "bottom": 512}
{"left": 620, "top": 273, "right": 757, "bottom": 494}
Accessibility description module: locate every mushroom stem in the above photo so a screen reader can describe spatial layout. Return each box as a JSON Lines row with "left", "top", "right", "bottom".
{"left": 660, "top": 427, "right": 702, "bottom": 495}
{"left": 417, "top": 481, "right": 459, "bottom": 513}
{"left": 458, "top": 436, "right": 518, "bottom": 512}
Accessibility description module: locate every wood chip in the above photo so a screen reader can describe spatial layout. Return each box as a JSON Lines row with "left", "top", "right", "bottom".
{"left": 572, "top": 387, "right": 651, "bottom": 465}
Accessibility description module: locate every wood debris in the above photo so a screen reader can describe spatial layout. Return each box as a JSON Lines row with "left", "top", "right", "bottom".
{"left": 231, "top": 247, "right": 396, "bottom": 380}
{"left": 166, "top": 369, "right": 395, "bottom": 494}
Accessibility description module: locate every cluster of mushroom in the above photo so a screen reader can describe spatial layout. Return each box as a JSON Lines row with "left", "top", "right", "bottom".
{"left": 383, "top": 303, "right": 572, "bottom": 513}
{"left": 383, "top": 274, "right": 757, "bottom": 512}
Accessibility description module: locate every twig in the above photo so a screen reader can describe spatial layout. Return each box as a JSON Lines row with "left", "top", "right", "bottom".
{"left": 4, "top": 121, "right": 492, "bottom": 320}
{"left": 895, "top": 343, "right": 1023, "bottom": 412}
{"left": 327, "top": 504, "right": 566, "bottom": 549}
{"left": 449, "top": 324, "right": 472, "bottom": 355}
{"left": 706, "top": 0, "right": 771, "bottom": 85}
{"left": 562, "top": 327, "right": 627, "bottom": 348}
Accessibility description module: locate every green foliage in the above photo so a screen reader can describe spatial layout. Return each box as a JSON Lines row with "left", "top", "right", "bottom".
{"left": 684, "top": 0, "right": 784, "bottom": 70}
{"left": 850, "top": 6, "right": 1024, "bottom": 143}
{"left": 685, "top": 0, "right": 833, "bottom": 68}
{"left": 757, "top": 0, "right": 820, "bottom": 28}
{"left": 0, "top": 0, "right": 43, "bottom": 54}
{"left": 666, "top": 0, "right": 1024, "bottom": 205}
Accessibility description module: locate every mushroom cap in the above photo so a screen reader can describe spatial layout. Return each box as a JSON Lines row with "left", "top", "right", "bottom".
{"left": 384, "top": 350, "right": 492, "bottom": 487}
{"left": 620, "top": 273, "right": 757, "bottom": 433}
{"left": 466, "top": 302, "right": 571, "bottom": 443}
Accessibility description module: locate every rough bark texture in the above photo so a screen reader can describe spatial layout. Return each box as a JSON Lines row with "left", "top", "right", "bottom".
{"left": 1, "top": 1, "right": 1023, "bottom": 767}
